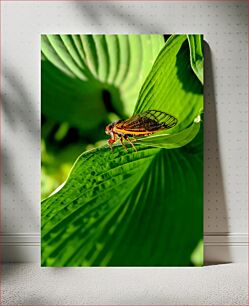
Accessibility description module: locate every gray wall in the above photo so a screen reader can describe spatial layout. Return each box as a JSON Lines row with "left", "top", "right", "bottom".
{"left": 1, "top": 0, "right": 248, "bottom": 262}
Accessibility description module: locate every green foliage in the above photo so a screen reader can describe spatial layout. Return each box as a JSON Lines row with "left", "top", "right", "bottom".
{"left": 41, "top": 34, "right": 165, "bottom": 199}
{"left": 191, "top": 239, "right": 204, "bottom": 267}
{"left": 134, "top": 34, "right": 203, "bottom": 149}
{"left": 136, "top": 120, "right": 201, "bottom": 149}
{"left": 41, "top": 34, "right": 204, "bottom": 266}
{"left": 42, "top": 141, "right": 202, "bottom": 266}
{"left": 41, "top": 34, "right": 165, "bottom": 130}
{"left": 134, "top": 35, "right": 203, "bottom": 134}
{"left": 187, "top": 34, "right": 204, "bottom": 84}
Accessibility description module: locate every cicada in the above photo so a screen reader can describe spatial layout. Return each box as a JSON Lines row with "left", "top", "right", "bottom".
{"left": 105, "top": 110, "right": 177, "bottom": 152}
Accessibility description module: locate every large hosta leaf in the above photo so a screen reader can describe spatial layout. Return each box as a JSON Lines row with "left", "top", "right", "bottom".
{"left": 41, "top": 135, "right": 203, "bottom": 266}
{"left": 41, "top": 35, "right": 164, "bottom": 131}
{"left": 134, "top": 35, "right": 203, "bottom": 134}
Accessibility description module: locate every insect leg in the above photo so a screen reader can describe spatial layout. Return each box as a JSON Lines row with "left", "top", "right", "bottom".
{"left": 119, "top": 136, "right": 128, "bottom": 152}
{"left": 124, "top": 136, "right": 137, "bottom": 152}
{"left": 129, "top": 136, "right": 137, "bottom": 142}
{"left": 108, "top": 139, "right": 114, "bottom": 152}
{"left": 108, "top": 132, "right": 117, "bottom": 152}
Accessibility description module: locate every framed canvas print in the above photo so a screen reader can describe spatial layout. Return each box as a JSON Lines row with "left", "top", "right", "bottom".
{"left": 41, "top": 34, "right": 204, "bottom": 267}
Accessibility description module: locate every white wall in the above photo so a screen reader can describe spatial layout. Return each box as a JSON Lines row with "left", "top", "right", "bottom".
{"left": 1, "top": 0, "right": 248, "bottom": 263}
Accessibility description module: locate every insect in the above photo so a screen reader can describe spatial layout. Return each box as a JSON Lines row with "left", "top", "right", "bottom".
{"left": 105, "top": 110, "right": 178, "bottom": 152}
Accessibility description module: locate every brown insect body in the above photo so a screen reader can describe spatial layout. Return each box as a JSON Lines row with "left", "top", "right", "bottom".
{"left": 105, "top": 110, "right": 177, "bottom": 152}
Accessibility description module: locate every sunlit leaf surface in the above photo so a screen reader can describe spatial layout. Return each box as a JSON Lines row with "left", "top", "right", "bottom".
{"left": 41, "top": 34, "right": 165, "bottom": 130}
{"left": 134, "top": 35, "right": 203, "bottom": 134}
{"left": 42, "top": 137, "right": 203, "bottom": 266}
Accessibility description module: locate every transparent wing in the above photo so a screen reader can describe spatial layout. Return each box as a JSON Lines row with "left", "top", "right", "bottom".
{"left": 116, "top": 110, "right": 177, "bottom": 132}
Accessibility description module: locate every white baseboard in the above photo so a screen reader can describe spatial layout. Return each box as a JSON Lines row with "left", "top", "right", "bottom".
{"left": 1, "top": 233, "right": 248, "bottom": 264}
{"left": 204, "top": 232, "right": 248, "bottom": 264}
{"left": 1, "top": 233, "right": 40, "bottom": 263}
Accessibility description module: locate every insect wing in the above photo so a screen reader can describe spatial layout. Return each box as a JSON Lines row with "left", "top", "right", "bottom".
{"left": 139, "top": 110, "right": 178, "bottom": 129}
{"left": 115, "top": 114, "right": 147, "bottom": 131}
{"left": 115, "top": 110, "right": 177, "bottom": 132}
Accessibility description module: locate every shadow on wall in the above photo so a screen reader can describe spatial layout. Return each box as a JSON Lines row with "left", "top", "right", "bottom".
{"left": 204, "top": 42, "right": 230, "bottom": 263}
{"left": 2, "top": 67, "right": 38, "bottom": 137}
{"left": 2, "top": 67, "right": 39, "bottom": 232}
{"left": 74, "top": 2, "right": 166, "bottom": 33}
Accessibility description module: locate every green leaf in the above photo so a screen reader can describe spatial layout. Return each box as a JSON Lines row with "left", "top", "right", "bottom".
{"left": 187, "top": 34, "right": 204, "bottom": 84}
{"left": 41, "top": 140, "right": 203, "bottom": 267}
{"left": 136, "top": 119, "right": 201, "bottom": 149}
{"left": 134, "top": 35, "right": 203, "bottom": 135}
{"left": 191, "top": 239, "right": 204, "bottom": 266}
{"left": 41, "top": 35, "right": 165, "bottom": 130}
